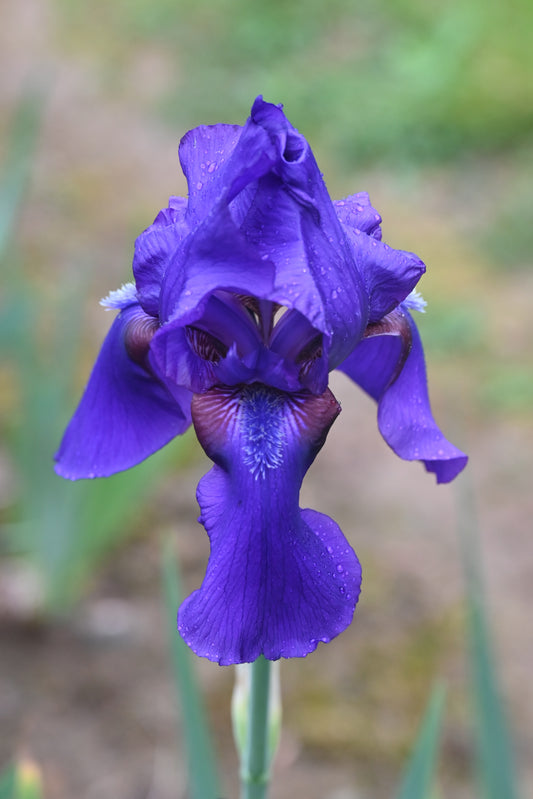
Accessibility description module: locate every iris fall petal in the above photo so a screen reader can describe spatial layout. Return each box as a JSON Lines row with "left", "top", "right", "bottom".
{"left": 55, "top": 303, "right": 192, "bottom": 479}
{"left": 338, "top": 308, "right": 467, "bottom": 483}
{"left": 178, "top": 384, "right": 361, "bottom": 664}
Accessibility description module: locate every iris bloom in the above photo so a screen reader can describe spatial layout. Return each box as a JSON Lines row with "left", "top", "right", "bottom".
{"left": 55, "top": 97, "right": 467, "bottom": 665}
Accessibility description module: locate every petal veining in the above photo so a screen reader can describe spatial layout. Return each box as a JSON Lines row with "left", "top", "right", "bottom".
{"left": 178, "top": 384, "right": 362, "bottom": 664}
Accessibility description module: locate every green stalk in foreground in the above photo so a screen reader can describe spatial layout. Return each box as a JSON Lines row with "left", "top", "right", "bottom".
{"left": 236, "top": 656, "right": 274, "bottom": 799}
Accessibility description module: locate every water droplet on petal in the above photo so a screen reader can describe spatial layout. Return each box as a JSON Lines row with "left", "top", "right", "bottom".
{"left": 196, "top": 181, "right": 203, "bottom": 191}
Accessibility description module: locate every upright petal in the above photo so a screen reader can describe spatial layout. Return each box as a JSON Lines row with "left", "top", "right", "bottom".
{"left": 244, "top": 98, "right": 369, "bottom": 368}
{"left": 132, "top": 198, "right": 190, "bottom": 317}
{"left": 166, "top": 98, "right": 369, "bottom": 370}
{"left": 158, "top": 201, "right": 276, "bottom": 324}
{"left": 55, "top": 304, "right": 192, "bottom": 479}
{"left": 338, "top": 308, "right": 467, "bottom": 483}
{"left": 334, "top": 192, "right": 383, "bottom": 240}
{"left": 341, "top": 225, "right": 425, "bottom": 323}
{"left": 179, "top": 123, "right": 243, "bottom": 225}
{"left": 178, "top": 384, "right": 361, "bottom": 664}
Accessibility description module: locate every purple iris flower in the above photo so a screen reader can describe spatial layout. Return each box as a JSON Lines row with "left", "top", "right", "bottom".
{"left": 55, "top": 97, "right": 467, "bottom": 665}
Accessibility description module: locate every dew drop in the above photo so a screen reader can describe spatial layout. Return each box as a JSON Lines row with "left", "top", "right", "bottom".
{"left": 336, "top": 564, "right": 344, "bottom": 573}
{"left": 207, "top": 162, "right": 216, "bottom": 173}
{"left": 196, "top": 181, "right": 203, "bottom": 191}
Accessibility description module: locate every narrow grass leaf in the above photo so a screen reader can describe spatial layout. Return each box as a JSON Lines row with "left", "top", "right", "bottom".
{"left": 161, "top": 539, "right": 220, "bottom": 799}
{"left": 0, "top": 83, "right": 45, "bottom": 259}
{"left": 0, "top": 766, "right": 15, "bottom": 799}
{"left": 457, "top": 478, "right": 520, "bottom": 799}
{"left": 395, "top": 683, "right": 446, "bottom": 799}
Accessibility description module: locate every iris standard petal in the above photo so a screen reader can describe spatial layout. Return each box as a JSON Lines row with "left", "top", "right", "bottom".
{"left": 227, "top": 99, "right": 368, "bottom": 370}
{"left": 178, "top": 383, "right": 361, "bottom": 664}
{"left": 173, "top": 98, "right": 368, "bottom": 369}
{"left": 158, "top": 201, "right": 276, "bottom": 324}
{"left": 179, "top": 123, "right": 243, "bottom": 225}
{"left": 334, "top": 192, "right": 383, "bottom": 240}
{"left": 132, "top": 199, "right": 189, "bottom": 317}
{"left": 54, "top": 303, "right": 192, "bottom": 479}
{"left": 338, "top": 308, "right": 468, "bottom": 483}
{"left": 342, "top": 225, "right": 426, "bottom": 323}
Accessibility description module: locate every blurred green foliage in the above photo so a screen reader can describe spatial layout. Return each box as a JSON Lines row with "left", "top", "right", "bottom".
{"left": 0, "top": 760, "right": 43, "bottom": 799}
{"left": 55, "top": 0, "right": 533, "bottom": 167}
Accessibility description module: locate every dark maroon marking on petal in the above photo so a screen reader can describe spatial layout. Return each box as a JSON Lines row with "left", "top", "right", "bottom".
{"left": 185, "top": 325, "right": 229, "bottom": 362}
{"left": 363, "top": 307, "right": 412, "bottom": 386}
{"left": 296, "top": 332, "right": 323, "bottom": 364}
{"left": 296, "top": 332, "right": 323, "bottom": 382}
{"left": 192, "top": 383, "right": 341, "bottom": 472}
{"left": 124, "top": 311, "right": 160, "bottom": 366}
{"left": 191, "top": 385, "right": 241, "bottom": 462}
{"left": 283, "top": 387, "right": 341, "bottom": 456}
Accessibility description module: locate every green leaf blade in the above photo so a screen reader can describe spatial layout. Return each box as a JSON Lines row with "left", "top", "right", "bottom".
{"left": 161, "top": 540, "right": 221, "bottom": 799}
{"left": 395, "top": 683, "right": 446, "bottom": 799}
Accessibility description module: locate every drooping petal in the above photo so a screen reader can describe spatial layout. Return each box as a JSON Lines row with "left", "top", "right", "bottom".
{"left": 55, "top": 303, "right": 192, "bottom": 479}
{"left": 132, "top": 198, "right": 190, "bottom": 317}
{"left": 338, "top": 308, "right": 467, "bottom": 483}
{"left": 178, "top": 384, "right": 361, "bottom": 664}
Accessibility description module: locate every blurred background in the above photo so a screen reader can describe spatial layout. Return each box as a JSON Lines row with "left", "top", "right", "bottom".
{"left": 1, "top": 0, "right": 532, "bottom": 797}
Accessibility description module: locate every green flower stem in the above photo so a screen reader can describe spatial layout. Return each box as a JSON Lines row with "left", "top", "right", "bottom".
{"left": 240, "top": 655, "right": 272, "bottom": 799}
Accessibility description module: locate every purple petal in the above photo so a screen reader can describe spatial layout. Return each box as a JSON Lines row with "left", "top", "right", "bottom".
{"left": 244, "top": 98, "right": 369, "bottom": 368}
{"left": 338, "top": 308, "right": 467, "bottom": 483}
{"left": 178, "top": 384, "right": 361, "bottom": 664}
{"left": 132, "top": 198, "right": 190, "bottom": 316}
{"left": 55, "top": 303, "right": 192, "bottom": 479}
{"left": 179, "top": 124, "right": 243, "bottom": 225}
{"left": 166, "top": 97, "right": 369, "bottom": 369}
{"left": 342, "top": 224, "right": 426, "bottom": 323}
{"left": 334, "top": 192, "right": 383, "bottom": 240}
{"left": 158, "top": 201, "right": 276, "bottom": 324}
